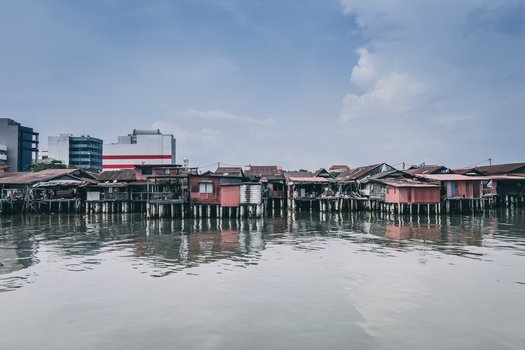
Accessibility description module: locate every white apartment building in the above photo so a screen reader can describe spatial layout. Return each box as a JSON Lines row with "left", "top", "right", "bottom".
{"left": 103, "top": 129, "right": 176, "bottom": 170}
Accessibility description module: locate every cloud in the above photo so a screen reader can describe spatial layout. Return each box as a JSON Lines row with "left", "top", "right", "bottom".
{"left": 465, "top": 1, "right": 525, "bottom": 36}
{"left": 150, "top": 107, "right": 276, "bottom": 169}
{"left": 350, "top": 48, "right": 377, "bottom": 90}
{"left": 340, "top": 48, "right": 425, "bottom": 121}
{"left": 335, "top": 1, "right": 525, "bottom": 166}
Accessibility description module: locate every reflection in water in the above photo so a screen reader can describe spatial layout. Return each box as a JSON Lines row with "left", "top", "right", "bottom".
{"left": 1, "top": 211, "right": 525, "bottom": 350}
{"left": 1, "top": 210, "right": 525, "bottom": 289}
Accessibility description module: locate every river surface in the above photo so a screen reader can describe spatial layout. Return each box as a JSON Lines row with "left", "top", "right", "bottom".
{"left": 1, "top": 211, "right": 524, "bottom": 350}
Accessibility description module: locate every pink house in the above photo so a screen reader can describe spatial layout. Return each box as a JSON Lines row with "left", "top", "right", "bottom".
{"left": 417, "top": 174, "right": 484, "bottom": 199}
{"left": 220, "top": 184, "right": 241, "bottom": 207}
{"left": 370, "top": 179, "right": 441, "bottom": 204}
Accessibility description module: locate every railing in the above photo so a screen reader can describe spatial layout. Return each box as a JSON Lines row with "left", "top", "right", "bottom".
{"left": 369, "top": 192, "right": 385, "bottom": 201}
{"left": 131, "top": 192, "right": 148, "bottom": 201}
{"left": 101, "top": 192, "right": 129, "bottom": 201}
{"left": 149, "top": 192, "right": 177, "bottom": 200}
{"left": 96, "top": 192, "right": 185, "bottom": 202}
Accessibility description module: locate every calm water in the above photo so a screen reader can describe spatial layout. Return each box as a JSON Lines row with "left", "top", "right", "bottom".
{"left": 1, "top": 211, "right": 524, "bottom": 350}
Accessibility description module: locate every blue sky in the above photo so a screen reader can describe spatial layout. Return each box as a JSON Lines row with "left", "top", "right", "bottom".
{"left": 1, "top": 0, "right": 523, "bottom": 171}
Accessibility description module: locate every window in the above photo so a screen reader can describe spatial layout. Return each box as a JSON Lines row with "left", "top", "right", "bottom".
{"left": 199, "top": 182, "right": 213, "bottom": 194}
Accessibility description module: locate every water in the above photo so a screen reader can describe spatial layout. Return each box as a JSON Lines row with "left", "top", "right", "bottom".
{"left": 1, "top": 211, "right": 524, "bottom": 350}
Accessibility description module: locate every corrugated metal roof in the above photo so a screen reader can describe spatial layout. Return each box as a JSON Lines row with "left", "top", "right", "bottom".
{"left": 284, "top": 171, "right": 314, "bottom": 180}
{"left": 475, "top": 163, "right": 525, "bottom": 175}
{"left": 328, "top": 165, "right": 350, "bottom": 171}
{"left": 378, "top": 179, "right": 440, "bottom": 188}
{"left": 416, "top": 174, "right": 486, "bottom": 181}
{"left": 98, "top": 169, "right": 137, "bottom": 182}
{"left": 214, "top": 167, "right": 244, "bottom": 177}
{"left": 0, "top": 169, "right": 81, "bottom": 185}
{"left": 452, "top": 167, "right": 485, "bottom": 175}
{"left": 33, "top": 180, "right": 86, "bottom": 188}
{"left": 486, "top": 175, "right": 525, "bottom": 180}
{"left": 336, "top": 163, "right": 394, "bottom": 181}
{"left": 405, "top": 165, "right": 452, "bottom": 175}
{"left": 287, "top": 177, "right": 332, "bottom": 184}
{"left": 243, "top": 165, "right": 284, "bottom": 179}
{"left": 0, "top": 172, "right": 23, "bottom": 178}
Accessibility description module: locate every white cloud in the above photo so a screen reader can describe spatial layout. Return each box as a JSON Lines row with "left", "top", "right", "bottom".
{"left": 350, "top": 48, "right": 377, "bottom": 90}
{"left": 340, "top": 48, "right": 425, "bottom": 122}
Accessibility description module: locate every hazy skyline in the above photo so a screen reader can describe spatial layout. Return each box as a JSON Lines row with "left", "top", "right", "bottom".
{"left": 1, "top": 0, "right": 524, "bottom": 171}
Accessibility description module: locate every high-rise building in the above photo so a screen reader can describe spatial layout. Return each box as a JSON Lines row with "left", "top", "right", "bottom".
{"left": 0, "top": 118, "right": 39, "bottom": 172}
{"left": 103, "top": 129, "right": 176, "bottom": 170}
{"left": 0, "top": 144, "right": 7, "bottom": 165}
{"left": 48, "top": 134, "right": 103, "bottom": 172}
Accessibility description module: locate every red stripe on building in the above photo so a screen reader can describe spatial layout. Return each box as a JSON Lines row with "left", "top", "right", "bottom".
{"left": 102, "top": 164, "right": 136, "bottom": 169}
{"left": 102, "top": 155, "right": 172, "bottom": 160}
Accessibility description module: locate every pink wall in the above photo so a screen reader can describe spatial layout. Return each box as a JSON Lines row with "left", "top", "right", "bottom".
{"left": 385, "top": 186, "right": 440, "bottom": 204}
{"left": 446, "top": 181, "right": 483, "bottom": 199}
{"left": 190, "top": 176, "right": 222, "bottom": 204}
{"left": 221, "top": 185, "right": 240, "bottom": 207}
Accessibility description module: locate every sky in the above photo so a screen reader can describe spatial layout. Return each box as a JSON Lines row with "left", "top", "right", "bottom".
{"left": 0, "top": 0, "right": 524, "bottom": 171}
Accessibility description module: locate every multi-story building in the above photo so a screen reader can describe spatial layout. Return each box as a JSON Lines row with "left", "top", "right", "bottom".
{"left": 103, "top": 129, "right": 176, "bottom": 170}
{"left": 48, "top": 134, "right": 103, "bottom": 172}
{"left": 0, "top": 144, "right": 7, "bottom": 165}
{"left": 0, "top": 118, "right": 39, "bottom": 172}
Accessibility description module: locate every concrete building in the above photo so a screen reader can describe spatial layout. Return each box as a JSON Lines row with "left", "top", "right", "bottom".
{"left": 0, "top": 144, "right": 7, "bottom": 165}
{"left": 48, "top": 134, "right": 103, "bottom": 172}
{"left": 0, "top": 118, "right": 39, "bottom": 172}
{"left": 103, "top": 129, "right": 176, "bottom": 170}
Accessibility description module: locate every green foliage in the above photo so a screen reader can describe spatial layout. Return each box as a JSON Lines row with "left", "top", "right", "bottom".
{"left": 31, "top": 160, "right": 67, "bottom": 172}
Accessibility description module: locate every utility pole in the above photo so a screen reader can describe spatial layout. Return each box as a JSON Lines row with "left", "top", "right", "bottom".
{"left": 489, "top": 158, "right": 492, "bottom": 166}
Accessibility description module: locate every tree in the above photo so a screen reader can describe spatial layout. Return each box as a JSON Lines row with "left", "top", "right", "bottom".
{"left": 31, "top": 160, "right": 67, "bottom": 172}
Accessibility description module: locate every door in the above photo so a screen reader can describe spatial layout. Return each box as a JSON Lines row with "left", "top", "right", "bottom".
{"left": 449, "top": 182, "right": 457, "bottom": 198}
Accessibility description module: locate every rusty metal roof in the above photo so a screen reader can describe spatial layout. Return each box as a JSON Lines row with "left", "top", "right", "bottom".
{"left": 486, "top": 174, "right": 525, "bottom": 180}
{"left": 328, "top": 165, "right": 350, "bottom": 171}
{"left": 214, "top": 167, "right": 244, "bottom": 177}
{"left": 475, "top": 162, "right": 525, "bottom": 175}
{"left": 243, "top": 165, "right": 284, "bottom": 179}
{"left": 98, "top": 169, "right": 137, "bottom": 182}
{"left": 33, "top": 180, "right": 86, "bottom": 188}
{"left": 336, "top": 163, "right": 394, "bottom": 181}
{"left": 0, "top": 172, "right": 23, "bottom": 178}
{"left": 0, "top": 169, "right": 82, "bottom": 185}
{"left": 287, "top": 176, "right": 332, "bottom": 184}
{"left": 416, "top": 174, "right": 486, "bottom": 181}
{"left": 405, "top": 165, "right": 453, "bottom": 175}
{"left": 374, "top": 178, "right": 440, "bottom": 188}
{"left": 284, "top": 171, "right": 314, "bottom": 180}
{"left": 452, "top": 167, "right": 485, "bottom": 175}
